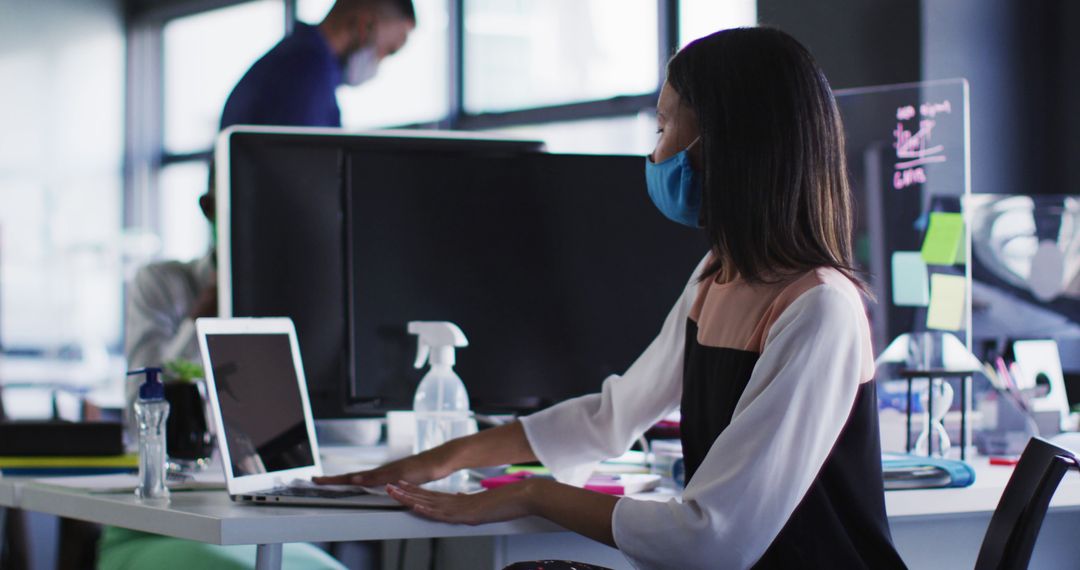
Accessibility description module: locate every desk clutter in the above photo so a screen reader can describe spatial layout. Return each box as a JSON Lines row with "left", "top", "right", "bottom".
{"left": 0, "top": 420, "right": 131, "bottom": 476}
{"left": 29, "top": 470, "right": 225, "bottom": 493}
{"left": 882, "top": 453, "right": 976, "bottom": 490}
{"left": 480, "top": 470, "right": 662, "bottom": 496}
{"left": 0, "top": 420, "right": 124, "bottom": 457}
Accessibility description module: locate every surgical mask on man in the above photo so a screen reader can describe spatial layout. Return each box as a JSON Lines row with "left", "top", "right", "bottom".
{"left": 343, "top": 45, "right": 379, "bottom": 86}
{"left": 645, "top": 137, "right": 702, "bottom": 228}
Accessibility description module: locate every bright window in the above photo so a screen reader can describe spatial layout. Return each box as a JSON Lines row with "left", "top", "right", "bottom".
{"left": 0, "top": 10, "right": 125, "bottom": 355}
{"left": 163, "top": 0, "right": 285, "bottom": 154}
{"left": 679, "top": 0, "right": 757, "bottom": 47}
{"left": 339, "top": 0, "right": 451, "bottom": 128}
{"left": 297, "top": 0, "right": 333, "bottom": 24}
{"left": 463, "top": 0, "right": 659, "bottom": 114}
{"left": 158, "top": 161, "right": 212, "bottom": 262}
{"left": 484, "top": 113, "right": 658, "bottom": 156}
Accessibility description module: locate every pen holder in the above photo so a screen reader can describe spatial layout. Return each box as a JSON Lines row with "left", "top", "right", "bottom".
{"left": 164, "top": 380, "right": 215, "bottom": 471}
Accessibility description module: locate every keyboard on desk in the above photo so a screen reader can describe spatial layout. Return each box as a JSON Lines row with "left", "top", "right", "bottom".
{"left": 254, "top": 486, "right": 373, "bottom": 499}
{"left": 234, "top": 482, "right": 400, "bottom": 507}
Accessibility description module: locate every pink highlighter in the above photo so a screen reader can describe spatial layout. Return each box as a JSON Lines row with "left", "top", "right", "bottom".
{"left": 481, "top": 472, "right": 660, "bottom": 495}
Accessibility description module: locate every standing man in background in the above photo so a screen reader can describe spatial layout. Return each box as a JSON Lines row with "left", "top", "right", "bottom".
{"left": 220, "top": 0, "right": 416, "bottom": 129}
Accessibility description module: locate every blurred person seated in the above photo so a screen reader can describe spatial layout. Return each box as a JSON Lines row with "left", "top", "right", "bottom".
{"left": 99, "top": 171, "right": 345, "bottom": 570}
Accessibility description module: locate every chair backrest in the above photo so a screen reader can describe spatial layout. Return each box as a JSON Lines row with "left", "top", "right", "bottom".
{"left": 974, "top": 437, "right": 1078, "bottom": 570}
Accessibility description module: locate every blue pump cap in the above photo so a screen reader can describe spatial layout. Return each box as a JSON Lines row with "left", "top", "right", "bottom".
{"left": 128, "top": 367, "right": 165, "bottom": 400}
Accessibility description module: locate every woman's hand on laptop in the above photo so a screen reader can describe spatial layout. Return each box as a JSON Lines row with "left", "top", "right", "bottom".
{"left": 315, "top": 422, "right": 538, "bottom": 489}
{"left": 313, "top": 447, "right": 453, "bottom": 487}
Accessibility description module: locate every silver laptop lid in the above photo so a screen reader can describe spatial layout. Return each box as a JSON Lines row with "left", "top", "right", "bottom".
{"left": 196, "top": 317, "right": 322, "bottom": 494}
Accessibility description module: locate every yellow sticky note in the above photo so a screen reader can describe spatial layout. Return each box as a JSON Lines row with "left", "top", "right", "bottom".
{"left": 921, "top": 212, "right": 965, "bottom": 266}
{"left": 926, "top": 273, "right": 967, "bottom": 331}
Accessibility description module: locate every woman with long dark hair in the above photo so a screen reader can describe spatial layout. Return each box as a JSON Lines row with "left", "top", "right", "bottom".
{"left": 318, "top": 27, "right": 906, "bottom": 569}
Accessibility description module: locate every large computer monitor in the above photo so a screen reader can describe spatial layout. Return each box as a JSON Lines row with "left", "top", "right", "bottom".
{"left": 217, "top": 128, "right": 705, "bottom": 416}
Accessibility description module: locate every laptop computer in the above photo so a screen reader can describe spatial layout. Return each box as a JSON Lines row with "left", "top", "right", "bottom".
{"left": 196, "top": 317, "right": 400, "bottom": 508}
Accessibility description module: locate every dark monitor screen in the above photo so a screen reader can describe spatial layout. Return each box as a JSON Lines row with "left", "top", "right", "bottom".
{"left": 225, "top": 132, "right": 704, "bottom": 416}
{"left": 345, "top": 151, "right": 705, "bottom": 409}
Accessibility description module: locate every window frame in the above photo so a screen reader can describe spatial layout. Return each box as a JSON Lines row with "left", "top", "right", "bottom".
{"left": 125, "top": 0, "right": 686, "bottom": 235}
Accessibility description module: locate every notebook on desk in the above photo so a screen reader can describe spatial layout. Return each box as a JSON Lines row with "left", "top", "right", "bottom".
{"left": 196, "top": 317, "right": 399, "bottom": 508}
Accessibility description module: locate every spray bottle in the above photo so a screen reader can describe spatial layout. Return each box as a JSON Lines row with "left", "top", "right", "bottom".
{"left": 409, "top": 321, "right": 474, "bottom": 491}
{"left": 128, "top": 367, "right": 170, "bottom": 502}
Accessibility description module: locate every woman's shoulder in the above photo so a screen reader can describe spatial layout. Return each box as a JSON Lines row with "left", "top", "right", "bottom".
{"left": 762, "top": 267, "right": 869, "bottom": 337}
{"left": 766, "top": 267, "right": 875, "bottom": 381}
{"left": 775, "top": 267, "right": 865, "bottom": 313}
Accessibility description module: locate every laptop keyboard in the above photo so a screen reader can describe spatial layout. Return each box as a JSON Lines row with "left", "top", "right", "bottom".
{"left": 256, "top": 486, "right": 373, "bottom": 499}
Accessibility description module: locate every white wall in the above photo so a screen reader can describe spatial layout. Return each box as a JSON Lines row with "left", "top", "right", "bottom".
{"left": 0, "top": 0, "right": 125, "bottom": 352}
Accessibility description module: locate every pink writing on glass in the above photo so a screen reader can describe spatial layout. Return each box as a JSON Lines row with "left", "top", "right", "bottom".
{"left": 920, "top": 100, "right": 951, "bottom": 118}
{"left": 894, "top": 167, "right": 927, "bottom": 190}
{"left": 892, "top": 99, "right": 952, "bottom": 189}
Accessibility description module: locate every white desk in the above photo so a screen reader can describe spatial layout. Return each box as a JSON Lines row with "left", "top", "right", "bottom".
{"left": 0, "top": 478, "right": 16, "bottom": 507}
{"left": 3, "top": 459, "right": 1080, "bottom": 570}
{"left": 885, "top": 456, "right": 1080, "bottom": 517}
{"left": 880, "top": 457, "right": 1080, "bottom": 569}
{"left": 0, "top": 478, "right": 562, "bottom": 570}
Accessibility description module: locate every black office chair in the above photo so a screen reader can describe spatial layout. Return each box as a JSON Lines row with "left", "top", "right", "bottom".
{"left": 974, "top": 437, "right": 1079, "bottom": 570}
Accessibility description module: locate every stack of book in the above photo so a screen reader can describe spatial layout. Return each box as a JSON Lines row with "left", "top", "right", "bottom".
{"left": 0, "top": 453, "right": 138, "bottom": 476}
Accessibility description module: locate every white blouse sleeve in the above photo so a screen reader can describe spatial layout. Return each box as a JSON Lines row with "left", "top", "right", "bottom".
{"left": 519, "top": 255, "right": 709, "bottom": 486}
{"left": 611, "top": 284, "right": 868, "bottom": 570}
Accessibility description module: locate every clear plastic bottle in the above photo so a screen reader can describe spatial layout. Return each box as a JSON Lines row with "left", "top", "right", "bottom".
{"left": 409, "top": 321, "right": 474, "bottom": 491}
{"left": 129, "top": 368, "right": 171, "bottom": 502}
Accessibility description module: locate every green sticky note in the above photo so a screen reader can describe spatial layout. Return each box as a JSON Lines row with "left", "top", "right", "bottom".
{"left": 926, "top": 273, "right": 967, "bottom": 331}
{"left": 506, "top": 465, "right": 551, "bottom": 475}
{"left": 891, "top": 251, "right": 930, "bottom": 307}
{"left": 921, "top": 212, "right": 965, "bottom": 266}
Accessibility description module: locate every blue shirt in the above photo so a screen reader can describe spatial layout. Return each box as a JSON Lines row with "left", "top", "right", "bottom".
{"left": 220, "top": 23, "right": 343, "bottom": 129}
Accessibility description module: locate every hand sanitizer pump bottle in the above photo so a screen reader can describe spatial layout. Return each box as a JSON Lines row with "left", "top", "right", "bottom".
{"left": 128, "top": 367, "right": 170, "bottom": 502}
{"left": 409, "top": 321, "right": 474, "bottom": 491}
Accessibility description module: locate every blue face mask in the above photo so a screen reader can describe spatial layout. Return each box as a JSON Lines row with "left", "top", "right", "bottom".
{"left": 645, "top": 137, "right": 702, "bottom": 228}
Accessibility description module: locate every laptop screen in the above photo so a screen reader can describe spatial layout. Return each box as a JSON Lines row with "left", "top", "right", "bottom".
{"left": 204, "top": 332, "right": 315, "bottom": 476}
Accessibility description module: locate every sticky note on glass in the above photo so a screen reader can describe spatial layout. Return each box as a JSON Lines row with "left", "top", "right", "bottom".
{"left": 891, "top": 252, "right": 930, "bottom": 307}
{"left": 920, "top": 212, "right": 965, "bottom": 266}
{"left": 926, "top": 273, "right": 966, "bottom": 331}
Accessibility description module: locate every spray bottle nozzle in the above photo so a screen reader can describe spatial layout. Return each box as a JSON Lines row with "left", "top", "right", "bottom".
{"left": 128, "top": 367, "right": 165, "bottom": 400}
{"left": 408, "top": 321, "right": 468, "bottom": 369}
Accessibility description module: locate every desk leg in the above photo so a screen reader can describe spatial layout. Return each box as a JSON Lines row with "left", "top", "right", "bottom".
{"left": 255, "top": 543, "right": 283, "bottom": 570}
{"left": 0, "top": 507, "right": 6, "bottom": 561}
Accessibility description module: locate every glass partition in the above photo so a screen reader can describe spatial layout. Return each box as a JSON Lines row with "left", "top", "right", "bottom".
{"left": 836, "top": 78, "right": 972, "bottom": 353}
